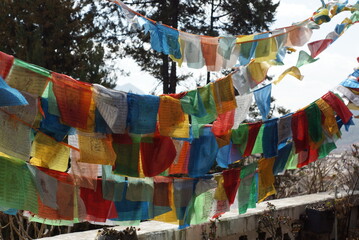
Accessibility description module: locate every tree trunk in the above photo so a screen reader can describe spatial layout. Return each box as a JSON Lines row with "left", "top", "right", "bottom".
{"left": 166, "top": 0, "right": 179, "bottom": 94}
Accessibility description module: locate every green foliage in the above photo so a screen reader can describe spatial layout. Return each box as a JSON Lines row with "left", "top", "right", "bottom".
{"left": 0, "top": 0, "right": 122, "bottom": 88}
{"left": 119, "top": 0, "right": 279, "bottom": 93}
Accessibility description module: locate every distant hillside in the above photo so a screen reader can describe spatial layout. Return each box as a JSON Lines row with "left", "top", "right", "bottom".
{"left": 334, "top": 117, "right": 359, "bottom": 152}
{"left": 115, "top": 83, "right": 145, "bottom": 94}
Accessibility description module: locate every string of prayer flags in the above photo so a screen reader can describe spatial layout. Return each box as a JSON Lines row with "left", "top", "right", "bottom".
{"left": 0, "top": 76, "right": 28, "bottom": 107}
{"left": 253, "top": 84, "right": 272, "bottom": 120}
{"left": 0, "top": 51, "right": 14, "bottom": 79}
{"left": 51, "top": 73, "right": 93, "bottom": 130}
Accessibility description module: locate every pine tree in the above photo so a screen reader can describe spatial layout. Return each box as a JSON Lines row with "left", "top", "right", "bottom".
{"left": 0, "top": 0, "right": 122, "bottom": 88}
{"left": 119, "top": 0, "right": 279, "bottom": 93}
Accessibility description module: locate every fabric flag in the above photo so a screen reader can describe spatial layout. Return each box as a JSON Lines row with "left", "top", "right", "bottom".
{"left": 51, "top": 73, "right": 93, "bottom": 130}
{"left": 0, "top": 76, "right": 28, "bottom": 107}
{"left": 277, "top": 113, "right": 293, "bottom": 144}
{"left": 262, "top": 118, "right": 279, "bottom": 158}
{"left": 188, "top": 127, "right": 219, "bottom": 178}
{"left": 291, "top": 110, "right": 309, "bottom": 153}
{"left": 30, "top": 132, "right": 70, "bottom": 172}
{"left": 111, "top": 184, "right": 151, "bottom": 221}
{"left": 231, "top": 124, "right": 249, "bottom": 155}
{"left": 247, "top": 61, "right": 272, "bottom": 88}
{"left": 102, "top": 165, "right": 126, "bottom": 202}
{"left": 42, "top": 81, "right": 61, "bottom": 116}
{"left": 255, "top": 35, "right": 279, "bottom": 62}
{"left": 285, "top": 26, "right": 313, "bottom": 47}
{"left": 80, "top": 179, "right": 118, "bottom": 222}
{"left": 0, "top": 155, "right": 38, "bottom": 214}
{"left": 112, "top": 134, "right": 140, "bottom": 177}
{"left": 39, "top": 98, "right": 72, "bottom": 142}
{"left": 33, "top": 167, "right": 76, "bottom": 220}
{"left": 153, "top": 177, "right": 172, "bottom": 207}
{"left": 231, "top": 68, "right": 251, "bottom": 95}
{"left": 6, "top": 59, "right": 50, "bottom": 96}
{"left": 76, "top": 132, "right": 117, "bottom": 165}
{"left": 212, "top": 75, "right": 237, "bottom": 114}
{"left": 322, "top": 91, "right": 353, "bottom": 125}
{"left": 258, "top": 158, "right": 276, "bottom": 202}
{"left": 252, "top": 124, "right": 264, "bottom": 154}
{"left": 0, "top": 92, "right": 37, "bottom": 161}
{"left": 93, "top": 84, "right": 128, "bottom": 134}
{"left": 315, "top": 98, "right": 339, "bottom": 137}
{"left": 307, "top": 39, "right": 333, "bottom": 58}
{"left": 173, "top": 179, "right": 194, "bottom": 221}
{"left": 126, "top": 177, "right": 154, "bottom": 202}
{"left": 180, "top": 89, "right": 206, "bottom": 118}
{"left": 179, "top": 32, "right": 205, "bottom": 69}
{"left": 253, "top": 84, "right": 272, "bottom": 120}
{"left": 238, "top": 35, "right": 257, "bottom": 65}
{"left": 274, "top": 66, "right": 303, "bottom": 85}
{"left": 219, "top": 36, "right": 240, "bottom": 69}
{"left": 285, "top": 150, "right": 298, "bottom": 170}
{"left": 140, "top": 134, "right": 176, "bottom": 177}
{"left": 168, "top": 141, "right": 190, "bottom": 175}
{"left": 214, "top": 175, "right": 227, "bottom": 201}
{"left": 212, "top": 110, "right": 235, "bottom": 137}
{"left": 0, "top": 51, "right": 14, "bottom": 79}
{"left": 69, "top": 157, "right": 99, "bottom": 190}
{"left": 232, "top": 93, "right": 253, "bottom": 129}
{"left": 304, "top": 103, "right": 323, "bottom": 145}
{"left": 185, "top": 180, "right": 216, "bottom": 225}
{"left": 296, "top": 50, "right": 319, "bottom": 68}
{"left": 158, "top": 95, "right": 189, "bottom": 138}
{"left": 143, "top": 21, "right": 181, "bottom": 59}
{"left": 201, "top": 36, "right": 222, "bottom": 72}
{"left": 94, "top": 108, "right": 111, "bottom": 134}
{"left": 273, "top": 142, "right": 293, "bottom": 175}
{"left": 223, "top": 169, "right": 241, "bottom": 205}
{"left": 238, "top": 162, "right": 258, "bottom": 214}
{"left": 191, "top": 84, "right": 218, "bottom": 137}
{"left": 216, "top": 141, "right": 232, "bottom": 168}
{"left": 127, "top": 93, "right": 159, "bottom": 134}
{"left": 27, "top": 165, "right": 58, "bottom": 210}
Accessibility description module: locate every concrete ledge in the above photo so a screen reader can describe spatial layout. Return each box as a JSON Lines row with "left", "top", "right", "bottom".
{"left": 40, "top": 192, "right": 339, "bottom": 240}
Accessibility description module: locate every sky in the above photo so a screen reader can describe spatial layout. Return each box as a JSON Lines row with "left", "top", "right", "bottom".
{"left": 114, "top": 0, "right": 359, "bottom": 112}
